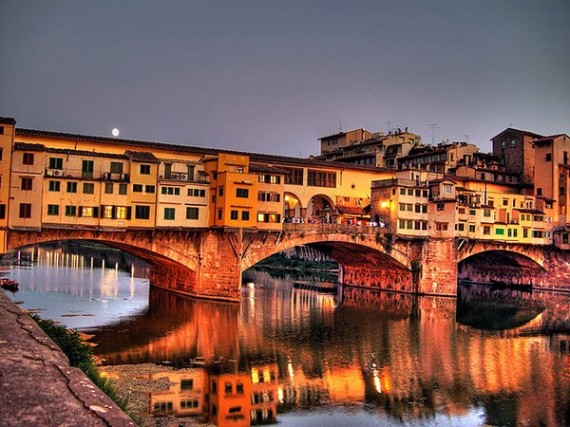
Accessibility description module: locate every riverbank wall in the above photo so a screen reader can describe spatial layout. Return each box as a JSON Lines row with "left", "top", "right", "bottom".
{"left": 0, "top": 291, "right": 135, "bottom": 427}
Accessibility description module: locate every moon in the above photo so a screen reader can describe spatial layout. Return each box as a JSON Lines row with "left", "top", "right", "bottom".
{"left": 111, "top": 128, "right": 120, "bottom": 137}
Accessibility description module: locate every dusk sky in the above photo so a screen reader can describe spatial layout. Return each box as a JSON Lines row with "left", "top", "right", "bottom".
{"left": 1, "top": 0, "right": 568, "bottom": 156}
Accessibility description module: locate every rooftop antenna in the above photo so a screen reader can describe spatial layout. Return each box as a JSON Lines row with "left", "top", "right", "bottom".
{"left": 464, "top": 134, "right": 469, "bottom": 142}
{"left": 428, "top": 123, "right": 438, "bottom": 144}
{"left": 339, "top": 121, "right": 342, "bottom": 132}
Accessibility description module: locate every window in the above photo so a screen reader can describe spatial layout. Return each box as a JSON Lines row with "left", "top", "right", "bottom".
{"left": 218, "top": 187, "right": 224, "bottom": 196}
{"left": 231, "top": 210, "right": 238, "bottom": 220}
{"left": 236, "top": 188, "right": 249, "bottom": 198}
{"left": 483, "top": 209, "right": 491, "bottom": 217}
{"left": 510, "top": 139, "right": 516, "bottom": 148}
{"left": 105, "top": 183, "right": 113, "bottom": 194}
{"left": 79, "top": 206, "right": 97, "bottom": 217}
{"left": 545, "top": 153, "right": 552, "bottom": 161}
{"left": 496, "top": 228, "right": 505, "bottom": 236}
{"left": 0, "top": 126, "right": 3, "bottom": 135}
{"left": 67, "top": 182, "right": 78, "bottom": 193}
{"left": 189, "top": 188, "right": 206, "bottom": 197}
{"left": 22, "top": 153, "right": 34, "bottom": 165}
{"left": 21, "top": 177, "right": 33, "bottom": 191}
{"left": 242, "top": 211, "right": 250, "bottom": 221}
{"left": 161, "top": 186, "right": 180, "bottom": 195}
{"left": 400, "top": 188, "right": 406, "bottom": 195}
{"left": 164, "top": 207, "right": 175, "bottom": 220}
{"left": 118, "top": 183, "right": 127, "bottom": 195}
{"left": 47, "top": 181, "right": 60, "bottom": 192}
{"left": 47, "top": 204, "right": 59, "bottom": 216}
{"left": 225, "top": 383, "right": 233, "bottom": 394}
{"left": 186, "top": 207, "right": 199, "bottom": 220}
{"left": 82, "top": 160, "right": 94, "bottom": 178}
{"left": 83, "top": 183, "right": 95, "bottom": 194}
{"left": 537, "top": 188, "right": 542, "bottom": 196}
{"left": 523, "top": 228, "right": 529, "bottom": 238}
{"left": 257, "top": 213, "right": 281, "bottom": 223}
{"left": 110, "top": 162, "right": 123, "bottom": 174}
{"left": 437, "top": 203, "right": 444, "bottom": 211}
{"left": 307, "top": 170, "right": 336, "bottom": 187}
{"left": 103, "top": 205, "right": 114, "bottom": 219}
{"left": 19, "top": 203, "right": 32, "bottom": 218}
{"left": 135, "top": 205, "right": 150, "bottom": 219}
{"left": 435, "top": 222, "right": 448, "bottom": 231}
{"left": 140, "top": 164, "right": 151, "bottom": 175}
{"left": 284, "top": 167, "right": 303, "bottom": 185}
{"left": 145, "top": 185, "right": 155, "bottom": 193}
{"left": 49, "top": 157, "right": 63, "bottom": 169}
{"left": 180, "top": 399, "right": 199, "bottom": 410}
{"left": 65, "top": 205, "right": 76, "bottom": 216}
{"left": 116, "top": 206, "right": 129, "bottom": 219}
{"left": 133, "top": 184, "right": 143, "bottom": 192}
{"left": 217, "top": 209, "right": 222, "bottom": 220}
{"left": 0, "top": 204, "right": 5, "bottom": 219}
{"left": 469, "top": 224, "right": 476, "bottom": 233}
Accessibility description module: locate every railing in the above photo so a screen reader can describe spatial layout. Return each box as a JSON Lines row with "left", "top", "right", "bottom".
{"left": 283, "top": 223, "right": 387, "bottom": 236}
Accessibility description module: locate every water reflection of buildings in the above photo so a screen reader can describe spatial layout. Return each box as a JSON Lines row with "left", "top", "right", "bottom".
{"left": 102, "top": 362, "right": 278, "bottom": 426}
{"left": 10, "top": 242, "right": 150, "bottom": 278}
{"left": 94, "top": 281, "right": 570, "bottom": 427}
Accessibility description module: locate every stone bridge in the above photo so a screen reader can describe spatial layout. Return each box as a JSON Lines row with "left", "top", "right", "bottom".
{"left": 4, "top": 224, "right": 570, "bottom": 301}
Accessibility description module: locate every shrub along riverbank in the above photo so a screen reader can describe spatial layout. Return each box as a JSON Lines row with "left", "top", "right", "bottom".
{"left": 30, "top": 315, "right": 130, "bottom": 413}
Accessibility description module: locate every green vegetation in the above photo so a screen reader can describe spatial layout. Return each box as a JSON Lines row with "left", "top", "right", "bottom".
{"left": 257, "top": 252, "right": 338, "bottom": 272}
{"left": 30, "top": 315, "right": 129, "bottom": 412}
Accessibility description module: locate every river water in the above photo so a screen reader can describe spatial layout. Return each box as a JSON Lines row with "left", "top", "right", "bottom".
{"left": 2, "top": 244, "right": 569, "bottom": 427}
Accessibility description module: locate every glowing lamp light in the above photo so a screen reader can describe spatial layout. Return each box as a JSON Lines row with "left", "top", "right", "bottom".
{"left": 380, "top": 201, "right": 389, "bottom": 208}
{"left": 111, "top": 128, "right": 120, "bottom": 137}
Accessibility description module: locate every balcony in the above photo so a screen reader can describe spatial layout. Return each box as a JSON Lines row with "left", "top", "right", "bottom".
{"left": 159, "top": 172, "right": 209, "bottom": 183}
{"left": 101, "top": 172, "right": 130, "bottom": 182}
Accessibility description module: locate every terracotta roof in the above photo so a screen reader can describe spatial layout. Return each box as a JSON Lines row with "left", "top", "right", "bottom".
{"left": 336, "top": 205, "right": 366, "bottom": 215}
{"left": 16, "top": 128, "right": 390, "bottom": 173}
{"left": 0, "top": 117, "right": 16, "bottom": 125}
{"left": 249, "top": 163, "right": 288, "bottom": 174}
{"left": 125, "top": 150, "right": 160, "bottom": 163}
{"left": 14, "top": 142, "right": 46, "bottom": 151}
{"left": 491, "top": 128, "right": 544, "bottom": 140}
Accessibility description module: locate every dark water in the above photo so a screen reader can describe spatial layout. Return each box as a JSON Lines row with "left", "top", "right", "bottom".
{"left": 2, "top": 245, "right": 570, "bottom": 427}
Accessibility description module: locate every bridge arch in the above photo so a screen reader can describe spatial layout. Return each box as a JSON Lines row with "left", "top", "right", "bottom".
{"left": 241, "top": 226, "right": 416, "bottom": 292}
{"left": 458, "top": 246, "right": 546, "bottom": 285}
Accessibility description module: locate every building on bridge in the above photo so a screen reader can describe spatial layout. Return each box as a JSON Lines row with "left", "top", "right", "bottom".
{"left": 0, "top": 117, "right": 396, "bottom": 252}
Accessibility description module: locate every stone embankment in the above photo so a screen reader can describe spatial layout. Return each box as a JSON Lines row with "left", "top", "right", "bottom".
{"left": 0, "top": 291, "right": 135, "bottom": 427}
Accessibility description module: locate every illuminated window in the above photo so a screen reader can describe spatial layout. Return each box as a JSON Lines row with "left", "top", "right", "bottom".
{"left": 80, "top": 207, "right": 94, "bottom": 217}
{"left": 103, "top": 206, "right": 114, "bottom": 219}
{"left": 116, "top": 206, "right": 128, "bottom": 219}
